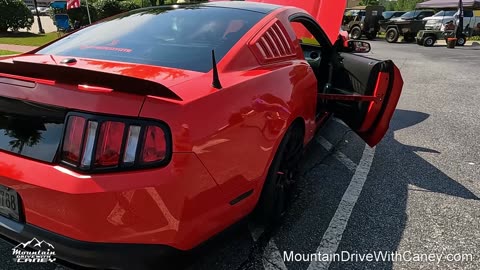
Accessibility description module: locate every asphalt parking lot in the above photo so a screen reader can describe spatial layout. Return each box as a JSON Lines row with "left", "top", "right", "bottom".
{"left": 0, "top": 40, "right": 479, "bottom": 270}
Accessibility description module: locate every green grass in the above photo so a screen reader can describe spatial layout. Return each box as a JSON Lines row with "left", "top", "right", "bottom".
{"left": 0, "top": 50, "right": 20, "bottom": 56}
{"left": 470, "top": 36, "right": 480, "bottom": 41}
{"left": 0, "top": 32, "right": 58, "bottom": 47}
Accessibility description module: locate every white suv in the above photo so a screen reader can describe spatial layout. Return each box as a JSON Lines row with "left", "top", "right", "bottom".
{"left": 424, "top": 10, "right": 479, "bottom": 33}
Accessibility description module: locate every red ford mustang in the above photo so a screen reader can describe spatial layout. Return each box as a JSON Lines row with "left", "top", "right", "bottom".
{"left": 0, "top": 1, "right": 402, "bottom": 269}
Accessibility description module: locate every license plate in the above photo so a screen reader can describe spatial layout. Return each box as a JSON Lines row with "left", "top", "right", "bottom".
{"left": 0, "top": 185, "right": 20, "bottom": 221}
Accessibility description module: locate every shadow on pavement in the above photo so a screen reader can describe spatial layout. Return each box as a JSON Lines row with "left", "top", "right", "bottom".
{"left": 331, "top": 109, "right": 478, "bottom": 270}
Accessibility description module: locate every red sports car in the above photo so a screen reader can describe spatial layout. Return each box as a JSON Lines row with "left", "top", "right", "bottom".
{"left": 0, "top": 1, "right": 402, "bottom": 269}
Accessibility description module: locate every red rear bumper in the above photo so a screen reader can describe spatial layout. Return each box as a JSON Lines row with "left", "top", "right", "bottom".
{"left": 0, "top": 151, "right": 231, "bottom": 251}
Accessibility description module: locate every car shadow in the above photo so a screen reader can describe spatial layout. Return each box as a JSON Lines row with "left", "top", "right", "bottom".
{"left": 326, "top": 109, "right": 478, "bottom": 270}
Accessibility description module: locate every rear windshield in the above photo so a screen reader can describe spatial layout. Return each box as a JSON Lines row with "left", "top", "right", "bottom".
{"left": 37, "top": 7, "right": 264, "bottom": 72}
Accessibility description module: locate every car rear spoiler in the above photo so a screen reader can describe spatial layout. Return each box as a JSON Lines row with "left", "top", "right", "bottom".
{"left": 0, "top": 59, "right": 183, "bottom": 101}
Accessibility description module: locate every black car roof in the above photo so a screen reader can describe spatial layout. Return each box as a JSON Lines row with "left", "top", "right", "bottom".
{"left": 202, "top": 1, "right": 282, "bottom": 14}
{"left": 131, "top": 2, "right": 282, "bottom": 16}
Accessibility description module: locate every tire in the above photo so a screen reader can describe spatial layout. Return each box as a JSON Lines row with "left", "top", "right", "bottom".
{"left": 423, "top": 36, "right": 435, "bottom": 47}
{"left": 366, "top": 31, "right": 377, "bottom": 40}
{"left": 350, "top": 26, "right": 362, "bottom": 40}
{"left": 456, "top": 36, "right": 466, "bottom": 46}
{"left": 386, "top": 28, "right": 399, "bottom": 43}
{"left": 253, "top": 123, "right": 304, "bottom": 226}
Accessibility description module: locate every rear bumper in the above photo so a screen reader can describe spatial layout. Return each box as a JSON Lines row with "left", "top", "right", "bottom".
{"left": 0, "top": 151, "right": 231, "bottom": 251}
{"left": 0, "top": 215, "right": 180, "bottom": 269}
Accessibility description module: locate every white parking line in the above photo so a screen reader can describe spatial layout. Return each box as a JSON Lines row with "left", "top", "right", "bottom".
{"left": 263, "top": 239, "right": 288, "bottom": 270}
{"left": 316, "top": 136, "right": 358, "bottom": 172}
{"left": 307, "top": 145, "right": 376, "bottom": 270}
{"left": 249, "top": 225, "right": 288, "bottom": 270}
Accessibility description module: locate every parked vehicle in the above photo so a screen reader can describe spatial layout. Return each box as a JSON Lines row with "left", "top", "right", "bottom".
{"left": 30, "top": 6, "right": 50, "bottom": 16}
{"left": 417, "top": 9, "right": 480, "bottom": 46}
{"left": 381, "top": 10, "right": 435, "bottom": 43}
{"left": 342, "top": 5, "right": 386, "bottom": 39}
{"left": 416, "top": 29, "right": 457, "bottom": 46}
{"left": 0, "top": 2, "right": 403, "bottom": 268}
{"left": 424, "top": 10, "right": 479, "bottom": 31}
{"left": 382, "top": 11, "right": 406, "bottom": 20}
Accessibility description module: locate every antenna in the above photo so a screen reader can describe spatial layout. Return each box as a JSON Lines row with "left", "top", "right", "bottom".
{"left": 211, "top": 50, "right": 222, "bottom": 89}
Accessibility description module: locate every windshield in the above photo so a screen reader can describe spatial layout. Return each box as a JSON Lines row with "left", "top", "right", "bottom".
{"left": 400, "top": 11, "right": 420, "bottom": 19}
{"left": 382, "top": 11, "right": 395, "bottom": 18}
{"left": 433, "top": 10, "right": 456, "bottom": 17}
{"left": 344, "top": 9, "right": 366, "bottom": 17}
{"left": 37, "top": 7, "right": 264, "bottom": 72}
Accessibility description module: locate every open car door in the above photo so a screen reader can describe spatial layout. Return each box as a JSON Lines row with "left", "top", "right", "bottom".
{"left": 319, "top": 52, "right": 404, "bottom": 147}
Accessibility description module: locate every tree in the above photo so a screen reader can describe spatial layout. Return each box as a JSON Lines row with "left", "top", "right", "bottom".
{"left": 379, "top": 0, "right": 397, "bottom": 10}
{"left": 0, "top": 0, "right": 34, "bottom": 33}
{"left": 149, "top": 0, "right": 165, "bottom": 6}
{"left": 395, "top": 0, "right": 425, "bottom": 11}
{"left": 360, "top": 0, "right": 380, "bottom": 5}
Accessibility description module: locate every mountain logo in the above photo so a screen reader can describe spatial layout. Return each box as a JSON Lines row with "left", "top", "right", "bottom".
{"left": 12, "top": 238, "right": 56, "bottom": 263}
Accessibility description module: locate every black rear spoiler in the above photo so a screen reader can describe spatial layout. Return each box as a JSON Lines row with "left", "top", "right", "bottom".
{"left": 0, "top": 59, "right": 182, "bottom": 101}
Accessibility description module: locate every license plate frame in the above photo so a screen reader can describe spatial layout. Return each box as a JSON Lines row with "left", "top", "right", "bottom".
{"left": 0, "top": 185, "right": 20, "bottom": 222}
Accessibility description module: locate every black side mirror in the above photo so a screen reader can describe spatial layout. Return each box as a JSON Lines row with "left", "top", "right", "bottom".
{"left": 343, "top": 40, "right": 371, "bottom": 53}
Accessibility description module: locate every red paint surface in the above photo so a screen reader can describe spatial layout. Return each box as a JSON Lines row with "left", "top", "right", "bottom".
{"left": 0, "top": 5, "right": 403, "bottom": 253}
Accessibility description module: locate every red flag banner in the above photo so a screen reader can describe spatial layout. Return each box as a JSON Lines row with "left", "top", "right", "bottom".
{"left": 67, "top": 0, "right": 81, "bottom": 10}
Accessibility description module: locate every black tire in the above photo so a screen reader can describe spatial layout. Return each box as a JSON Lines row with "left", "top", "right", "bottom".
{"left": 366, "top": 31, "right": 377, "bottom": 40}
{"left": 350, "top": 26, "right": 362, "bottom": 40}
{"left": 456, "top": 36, "right": 466, "bottom": 46}
{"left": 423, "top": 36, "right": 435, "bottom": 47}
{"left": 253, "top": 123, "right": 304, "bottom": 226}
{"left": 386, "top": 28, "right": 399, "bottom": 43}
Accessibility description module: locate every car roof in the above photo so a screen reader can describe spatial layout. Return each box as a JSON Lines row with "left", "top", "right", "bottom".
{"left": 204, "top": 1, "right": 282, "bottom": 14}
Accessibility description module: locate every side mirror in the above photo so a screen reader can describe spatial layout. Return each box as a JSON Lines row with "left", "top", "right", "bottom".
{"left": 343, "top": 40, "right": 371, "bottom": 53}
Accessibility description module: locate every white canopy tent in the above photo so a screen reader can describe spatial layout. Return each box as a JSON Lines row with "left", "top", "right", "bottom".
{"left": 416, "top": 0, "right": 480, "bottom": 9}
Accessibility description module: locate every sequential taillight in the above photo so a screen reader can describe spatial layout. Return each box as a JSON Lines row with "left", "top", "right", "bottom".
{"left": 60, "top": 114, "right": 171, "bottom": 172}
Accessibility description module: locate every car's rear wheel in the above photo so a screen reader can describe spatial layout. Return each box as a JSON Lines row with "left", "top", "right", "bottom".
{"left": 253, "top": 122, "right": 304, "bottom": 226}
{"left": 423, "top": 36, "right": 436, "bottom": 47}
{"left": 350, "top": 26, "right": 362, "bottom": 40}
{"left": 386, "top": 28, "right": 399, "bottom": 43}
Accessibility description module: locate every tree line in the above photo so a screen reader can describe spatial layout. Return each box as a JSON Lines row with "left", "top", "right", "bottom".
{"left": 360, "top": 0, "right": 427, "bottom": 11}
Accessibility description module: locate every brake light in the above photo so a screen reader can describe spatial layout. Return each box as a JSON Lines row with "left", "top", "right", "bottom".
{"left": 60, "top": 114, "right": 171, "bottom": 172}
{"left": 62, "top": 116, "right": 86, "bottom": 163}
{"left": 141, "top": 126, "right": 167, "bottom": 163}
{"left": 94, "top": 121, "right": 125, "bottom": 167}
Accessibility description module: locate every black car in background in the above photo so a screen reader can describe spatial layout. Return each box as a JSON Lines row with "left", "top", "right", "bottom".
{"left": 380, "top": 10, "right": 435, "bottom": 43}
{"left": 382, "top": 11, "right": 406, "bottom": 20}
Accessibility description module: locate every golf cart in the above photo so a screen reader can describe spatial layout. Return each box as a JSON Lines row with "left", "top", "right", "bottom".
{"left": 342, "top": 5, "right": 386, "bottom": 40}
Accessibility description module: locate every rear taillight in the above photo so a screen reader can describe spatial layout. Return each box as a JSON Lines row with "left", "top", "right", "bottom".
{"left": 62, "top": 116, "right": 86, "bottom": 164}
{"left": 60, "top": 114, "right": 170, "bottom": 172}
{"left": 141, "top": 126, "right": 167, "bottom": 164}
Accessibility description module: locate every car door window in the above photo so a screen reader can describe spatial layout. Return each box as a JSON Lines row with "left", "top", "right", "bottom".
{"left": 288, "top": 18, "right": 331, "bottom": 87}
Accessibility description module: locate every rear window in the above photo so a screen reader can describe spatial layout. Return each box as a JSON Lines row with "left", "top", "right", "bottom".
{"left": 37, "top": 7, "right": 264, "bottom": 72}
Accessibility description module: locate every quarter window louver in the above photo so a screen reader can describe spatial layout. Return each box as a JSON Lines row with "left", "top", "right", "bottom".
{"left": 249, "top": 20, "right": 297, "bottom": 64}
